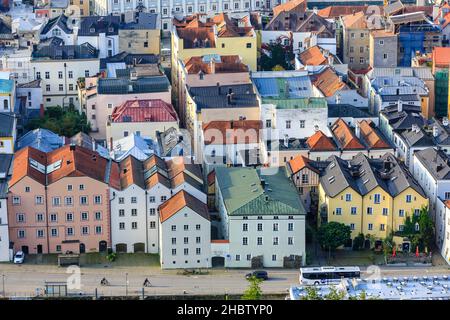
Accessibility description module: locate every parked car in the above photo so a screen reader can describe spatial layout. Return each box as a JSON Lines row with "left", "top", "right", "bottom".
{"left": 13, "top": 251, "right": 25, "bottom": 264}
{"left": 245, "top": 270, "right": 268, "bottom": 280}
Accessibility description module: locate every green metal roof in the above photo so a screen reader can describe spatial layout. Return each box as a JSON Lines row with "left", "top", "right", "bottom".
{"left": 261, "top": 97, "right": 327, "bottom": 109}
{"left": 215, "top": 167, "right": 305, "bottom": 216}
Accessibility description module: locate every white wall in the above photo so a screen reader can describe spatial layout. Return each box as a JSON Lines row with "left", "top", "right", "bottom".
{"left": 41, "top": 26, "right": 75, "bottom": 45}
{"left": 436, "top": 198, "right": 450, "bottom": 265}
{"left": 0, "top": 197, "right": 10, "bottom": 261}
{"left": 17, "top": 86, "right": 43, "bottom": 110}
{"left": 78, "top": 34, "right": 119, "bottom": 59}
{"left": 159, "top": 206, "right": 211, "bottom": 269}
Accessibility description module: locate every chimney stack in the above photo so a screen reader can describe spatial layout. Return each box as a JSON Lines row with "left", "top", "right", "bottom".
{"left": 397, "top": 100, "right": 402, "bottom": 113}
{"left": 283, "top": 134, "right": 289, "bottom": 148}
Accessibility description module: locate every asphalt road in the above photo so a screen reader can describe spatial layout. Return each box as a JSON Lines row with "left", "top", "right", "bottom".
{"left": 0, "top": 264, "right": 449, "bottom": 297}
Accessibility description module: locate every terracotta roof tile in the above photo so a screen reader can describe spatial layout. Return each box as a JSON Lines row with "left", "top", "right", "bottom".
{"left": 331, "top": 119, "right": 365, "bottom": 150}
{"left": 288, "top": 155, "right": 320, "bottom": 174}
{"left": 312, "top": 67, "right": 348, "bottom": 97}
{"left": 273, "top": 0, "right": 306, "bottom": 17}
{"left": 184, "top": 55, "right": 248, "bottom": 74}
{"left": 358, "top": 120, "right": 390, "bottom": 149}
{"left": 306, "top": 130, "right": 337, "bottom": 151}
{"left": 318, "top": 5, "right": 383, "bottom": 18}
{"left": 202, "top": 120, "right": 262, "bottom": 145}
{"left": 432, "top": 47, "right": 450, "bottom": 67}
{"left": 298, "top": 46, "right": 328, "bottom": 66}
{"left": 341, "top": 11, "right": 368, "bottom": 29}
{"left": 159, "top": 190, "right": 209, "bottom": 223}
{"left": 111, "top": 99, "right": 178, "bottom": 123}
{"left": 117, "top": 155, "right": 145, "bottom": 190}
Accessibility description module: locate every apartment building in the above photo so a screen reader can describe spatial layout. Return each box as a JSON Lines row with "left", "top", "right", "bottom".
{"left": 31, "top": 43, "right": 100, "bottom": 108}
{"left": 78, "top": 15, "right": 121, "bottom": 58}
{"left": 118, "top": 12, "right": 161, "bottom": 55}
{"left": 318, "top": 152, "right": 428, "bottom": 244}
{"left": 8, "top": 145, "right": 112, "bottom": 254}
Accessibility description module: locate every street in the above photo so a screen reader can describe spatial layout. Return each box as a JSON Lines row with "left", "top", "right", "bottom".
{"left": 0, "top": 263, "right": 449, "bottom": 298}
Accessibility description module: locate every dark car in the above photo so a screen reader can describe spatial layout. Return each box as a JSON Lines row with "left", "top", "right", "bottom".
{"left": 245, "top": 270, "right": 268, "bottom": 280}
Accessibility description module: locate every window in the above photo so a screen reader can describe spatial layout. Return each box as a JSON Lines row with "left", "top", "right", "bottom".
{"left": 184, "top": 237, "right": 188, "bottom": 245}
{"left": 235, "top": 254, "right": 240, "bottom": 261}
{"left": 383, "top": 208, "right": 388, "bottom": 216}
{"left": 399, "top": 225, "right": 404, "bottom": 232}
{"left": 266, "top": 119, "right": 272, "bottom": 128}
{"left": 350, "top": 46, "right": 354, "bottom": 53}
{"left": 374, "top": 194, "right": 380, "bottom": 204}
{"left": 36, "top": 72, "right": 41, "bottom": 79}
{"left": 81, "top": 212, "right": 88, "bottom": 220}
{"left": 149, "top": 208, "right": 156, "bottom": 216}
{"left": 84, "top": 70, "right": 89, "bottom": 77}
{"left": 131, "top": 209, "right": 137, "bottom": 216}
{"left": 69, "top": 84, "right": 73, "bottom": 91}
{"left": 82, "top": 226, "right": 89, "bottom": 235}
{"left": 196, "top": 237, "right": 201, "bottom": 244}
{"left": 171, "top": 225, "right": 176, "bottom": 231}
{"left": 351, "top": 33, "right": 355, "bottom": 38}
{"left": 243, "top": 223, "right": 248, "bottom": 231}
{"left": 65, "top": 197, "right": 73, "bottom": 206}
{"left": 172, "top": 249, "right": 176, "bottom": 256}
{"left": 196, "top": 248, "right": 201, "bottom": 255}
{"left": 349, "top": 57, "right": 354, "bottom": 63}
{"left": 45, "top": 72, "right": 50, "bottom": 79}
{"left": 80, "top": 196, "right": 88, "bottom": 205}
{"left": 161, "top": 196, "right": 167, "bottom": 202}
{"left": 273, "top": 237, "right": 279, "bottom": 245}
{"left": 360, "top": 46, "right": 364, "bottom": 53}
{"left": 59, "top": 84, "right": 63, "bottom": 91}
{"left": 257, "top": 223, "right": 263, "bottom": 231}
{"left": 12, "top": 196, "right": 20, "bottom": 204}
{"left": 95, "top": 226, "right": 102, "bottom": 234}
{"left": 68, "top": 71, "right": 73, "bottom": 78}
{"left": 286, "top": 120, "right": 291, "bottom": 129}
{"left": 18, "top": 230, "right": 25, "bottom": 238}
{"left": 118, "top": 197, "right": 125, "bottom": 204}
{"left": 273, "top": 223, "right": 279, "bottom": 231}
{"left": 345, "top": 194, "right": 352, "bottom": 202}
{"left": 52, "top": 197, "right": 61, "bottom": 206}
{"left": 150, "top": 221, "right": 156, "bottom": 229}
{"left": 414, "top": 209, "right": 420, "bottom": 217}
{"left": 67, "top": 185, "right": 73, "bottom": 191}
{"left": 25, "top": 187, "right": 30, "bottom": 193}
{"left": 95, "top": 212, "right": 102, "bottom": 220}
{"left": 445, "top": 192, "right": 450, "bottom": 200}
{"left": 94, "top": 195, "right": 102, "bottom": 204}
{"left": 300, "top": 120, "right": 305, "bottom": 128}
{"left": 50, "top": 213, "right": 57, "bottom": 222}
{"left": 45, "top": 84, "right": 51, "bottom": 92}
{"left": 288, "top": 223, "right": 294, "bottom": 231}
{"left": 131, "top": 197, "right": 137, "bottom": 204}
{"left": 380, "top": 224, "right": 385, "bottom": 231}
{"left": 399, "top": 209, "right": 405, "bottom": 217}
{"left": 368, "top": 223, "right": 373, "bottom": 231}
{"left": 302, "top": 174, "right": 309, "bottom": 184}
{"left": 359, "top": 57, "right": 365, "bottom": 64}
{"left": 196, "top": 224, "right": 201, "bottom": 231}
{"left": 257, "top": 237, "right": 263, "bottom": 245}
{"left": 350, "top": 223, "right": 355, "bottom": 230}
{"left": 79, "top": 184, "right": 85, "bottom": 191}
{"left": 67, "top": 227, "right": 74, "bottom": 236}
{"left": 37, "top": 229, "right": 44, "bottom": 238}
{"left": 379, "top": 40, "right": 384, "bottom": 45}
{"left": 246, "top": 43, "right": 251, "bottom": 48}
{"left": 36, "top": 213, "right": 44, "bottom": 222}
{"left": 336, "top": 208, "right": 342, "bottom": 215}
{"left": 66, "top": 213, "right": 73, "bottom": 222}
{"left": 406, "top": 195, "right": 412, "bottom": 203}
{"left": 35, "top": 196, "right": 44, "bottom": 205}
{"left": 16, "top": 213, "right": 25, "bottom": 223}
{"left": 288, "top": 237, "right": 293, "bottom": 245}
{"left": 132, "top": 222, "right": 137, "bottom": 229}
{"left": 184, "top": 225, "right": 188, "bottom": 231}
{"left": 243, "top": 237, "right": 248, "bottom": 245}
{"left": 367, "top": 207, "right": 373, "bottom": 215}
{"left": 171, "top": 238, "right": 176, "bottom": 245}
{"left": 58, "top": 71, "right": 63, "bottom": 79}
{"left": 383, "top": 53, "right": 388, "bottom": 60}
{"left": 184, "top": 248, "right": 189, "bottom": 255}
{"left": 272, "top": 255, "right": 277, "bottom": 261}
{"left": 351, "top": 207, "right": 357, "bottom": 215}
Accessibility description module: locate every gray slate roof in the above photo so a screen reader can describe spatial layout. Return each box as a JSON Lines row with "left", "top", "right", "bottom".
{"left": 415, "top": 147, "right": 450, "bottom": 180}
{"left": 41, "top": 14, "right": 72, "bottom": 35}
{"left": 0, "top": 113, "right": 15, "bottom": 137}
{"left": 188, "top": 84, "right": 258, "bottom": 110}
{"left": 120, "top": 12, "right": 158, "bottom": 30}
{"left": 79, "top": 16, "right": 120, "bottom": 36}
{"left": 97, "top": 76, "right": 169, "bottom": 95}
{"left": 100, "top": 52, "right": 159, "bottom": 69}
{"left": 398, "top": 128, "right": 434, "bottom": 148}
{"left": 328, "top": 104, "right": 372, "bottom": 118}
{"left": 32, "top": 42, "right": 99, "bottom": 60}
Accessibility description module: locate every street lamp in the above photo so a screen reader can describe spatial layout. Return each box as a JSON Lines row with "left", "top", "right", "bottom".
{"left": 125, "top": 273, "right": 128, "bottom": 297}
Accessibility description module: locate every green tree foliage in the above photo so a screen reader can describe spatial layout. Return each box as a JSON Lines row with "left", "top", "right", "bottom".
{"left": 241, "top": 276, "right": 263, "bottom": 300}
{"left": 399, "top": 206, "right": 434, "bottom": 251}
{"left": 259, "top": 42, "right": 294, "bottom": 71}
{"left": 301, "top": 286, "right": 346, "bottom": 300}
{"left": 26, "top": 106, "right": 91, "bottom": 137}
{"left": 317, "top": 222, "right": 351, "bottom": 259}
{"left": 352, "top": 233, "right": 365, "bottom": 251}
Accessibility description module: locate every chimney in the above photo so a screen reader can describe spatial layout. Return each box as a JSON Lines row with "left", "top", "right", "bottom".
{"left": 396, "top": 88, "right": 400, "bottom": 96}
{"left": 70, "top": 144, "right": 76, "bottom": 151}
{"left": 217, "top": 82, "right": 220, "bottom": 95}
{"left": 355, "top": 122, "right": 361, "bottom": 138}
{"left": 443, "top": 117, "right": 449, "bottom": 127}
{"left": 383, "top": 160, "right": 392, "bottom": 172}
{"left": 313, "top": 7, "right": 318, "bottom": 14}
{"left": 433, "top": 125, "right": 439, "bottom": 137}
{"left": 283, "top": 134, "right": 289, "bottom": 148}
{"left": 209, "top": 59, "right": 215, "bottom": 74}
{"left": 335, "top": 93, "right": 341, "bottom": 104}
{"left": 397, "top": 100, "right": 402, "bottom": 113}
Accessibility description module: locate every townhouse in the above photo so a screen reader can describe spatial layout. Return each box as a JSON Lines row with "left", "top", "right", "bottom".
{"left": 118, "top": 12, "right": 161, "bottom": 55}
{"left": 214, "top": 166, "right": 306, "bottom": 268}
{"left": 106, "top": 99, "right": 179, "bottom": 149}
{"left": 369, "top": 30, "right": 398, "bottom": 68}
{"left": 16, "top": 80, "right": 44, "bottom": 120}
{"left": 159, "top": 190, "right": 211, "bottom": 269}
{"left": 31, "top": 43, "right": 100, "bottom": 108}
{"left": 110, "top": 133, "right": 156, "bottom": 161}
{"left": 175, "top": 54, "right": 250, "bottom": 126}
{"left": 39, "top": 14, "right": 76, "bottom": 45}
{"left": 0, "top": 79, "right": 16, "bottom": 113}
{"left": 432, "top": 47, "right": 450, "bottom": 118}
{"left": 318, "top": 152, "right": 428, "bottom": 245}
{"left": 413, "top": 148, "right": 450, "bottom": 240}
{"left": 8, "top": 145, "right": 112, "bottom": 254}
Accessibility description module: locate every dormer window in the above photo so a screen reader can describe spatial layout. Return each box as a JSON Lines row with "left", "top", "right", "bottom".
{"left": 108, "top": 27, "right": 114, "bottom": 32}
{"left": 90, "top": 28, "right": 95, "bottom": 33}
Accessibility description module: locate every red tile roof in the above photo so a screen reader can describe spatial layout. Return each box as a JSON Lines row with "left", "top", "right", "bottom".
{"left": 358, "top": 120, "right": 390, "bottom": 149}
{"left": 10, "top": 145, "right": 110, "bottom": 188}
{"left": 298, "top": 46, "right": 328, "bottom": 66}
{"left": 184, "top": 55, "right": 248, "bottom": 74}
{"left": 287, "top": 155, "right": 319, "bottom": 174}
{"left": 306, "top": 130, "right": 337, "bottom": 151}
{"left": 318, "top": 5, "right": 383, "bottom": 18}
{"left": 312, "top": 67, "right": 348, "bottom": 97}
{"left": 110, "top": 99, "right": 178, "bottom": 124}
{"left": 273, "top": 0, "right": 307, "bottom": 16}
{"left": 202, "top": 120, "right": 262, "bottom": 145}
{"left": 159, "top": 190, "right": 209, "bottom": 223}
{"left": 211, "top": 239, "right": 229, "bottom": 243}
{"left": 341, "top": 11, "right": 368, "bottom": 29}
{"left": 331, "top": 119, "right": 365, "bottom": 150}
{"left": 432, "top": 47, "right": 450, "bottom": 67}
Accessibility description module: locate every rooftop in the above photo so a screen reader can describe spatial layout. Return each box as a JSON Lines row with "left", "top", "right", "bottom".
{"left": 0, "top": 79, "right": 14, "bottom": 93}
{"left": 97, "top": 76, "right": 170, "bottom": 95}
{"left": 311, "top": 67, "right": 348, "bottom": 97}
{"left": 306, "top": 130, "right": 337, "bottom": 151}
{"left": 202, "top": 120, "right": 262, "bottom": 145}
{"left": 0, "top": 113, "right": 15, "bottom": 137}
{"left": 16, "top": 128, "right": 66, "bottom": 153}
{"left": 159, "top": 190, "right": 209, "bottom": 223}
{"left": 432, "top": 47, "right": 450, "bottom": 67}
{"left": 298, "top": 46, "right": 328, "bottom": 66}
{"left": 120, "top": 12, "right": 158, "bottom": 30}
{"left": 327, "top": 104, "right": 372, "bottom": 119}
{"left": 110, "top": 99, "right": 178, "bottom": 124}
{"left": 78, "top": 15, "right": 120, "bottom": 36}
{"left": 358, "top": 120, "right": 391, "bottom": 149}
{"left": 32, "top": 42, "right": 99, "bottom": 60}
{"left": 252, "top": 74, "right": 313, "bottom": 99}
{"left": 331, "top": 119, "right": 365, "bottom": 150}
{"left": 183, "top": 55, "right": 248, "bottom": 74}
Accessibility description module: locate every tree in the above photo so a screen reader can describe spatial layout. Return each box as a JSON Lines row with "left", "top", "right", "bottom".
{"left": 301, "top": 286, "right": 346, "bottom": 300}
{"left": 317, "top": 222, "right": 351, "bottom": 260}
{"left": 382, "top": 233, "right": 395, "bottom": 258}
{"left": 259, "top": 41, "right": 294, "bottom": 71}
{"left": 417, "top": 206, "right": 434, "bottom": 250}
{"left": 241, "top": 276, "right": 263, "bottom": 300}
{"left": 352, "top": 233, "right": 365, "bottom": 251}
{"left": 26, "top": 106, "right": 91, "bottom": 137}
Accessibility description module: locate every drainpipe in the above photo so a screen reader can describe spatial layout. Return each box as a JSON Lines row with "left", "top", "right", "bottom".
{"left": 45, "top": 185, "right": 50, "bottom": 254}
{"left": 145, "top": 190, "right": 149, "bottom": 253}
